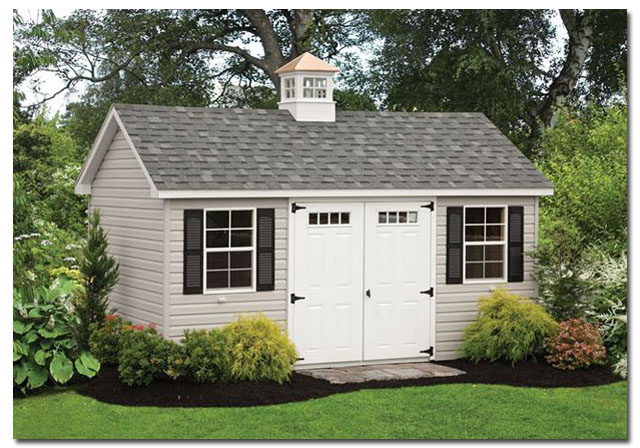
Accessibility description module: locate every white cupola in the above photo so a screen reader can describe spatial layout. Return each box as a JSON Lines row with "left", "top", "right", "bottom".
{"left": 275, "top": 52, "right": 339, "bottom": 122}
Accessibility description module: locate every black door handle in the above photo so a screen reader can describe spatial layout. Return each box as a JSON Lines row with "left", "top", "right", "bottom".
{"left": 365, "top": 289, "right": 371, "bottom": 298}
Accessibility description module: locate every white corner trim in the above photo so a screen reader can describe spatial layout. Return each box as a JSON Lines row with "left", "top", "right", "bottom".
{"left": 157, "top": 188, "right": 554, "bottom": 199}
{"left": 74, "top": 106, "right": 158, "bottom": 196}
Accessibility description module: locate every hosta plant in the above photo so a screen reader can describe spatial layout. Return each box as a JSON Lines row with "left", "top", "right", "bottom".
{"left": 544, "top": 319, "right": 607, "bottom": 370}
{"left": 13, "top": 276, "right": 100, "bottom": 393}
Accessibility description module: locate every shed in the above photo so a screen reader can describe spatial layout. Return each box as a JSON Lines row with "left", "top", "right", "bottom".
{"left": 75, "top": 53, "right": 553, "bottom": 366}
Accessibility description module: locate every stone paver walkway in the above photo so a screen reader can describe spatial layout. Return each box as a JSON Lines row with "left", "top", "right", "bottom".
{"left": 298, "top": 362, "right": 465, "bottom": 384}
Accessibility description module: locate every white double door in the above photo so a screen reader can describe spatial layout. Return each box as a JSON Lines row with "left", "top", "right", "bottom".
{"left": 292, "top": 201, "right": 432, "bottom": 365}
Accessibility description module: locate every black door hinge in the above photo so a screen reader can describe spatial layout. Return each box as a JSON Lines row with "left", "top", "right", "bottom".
{"left": 296, "top": 357, "right": 305, "bottom": 361}
{"left": 291, "top": 203, "right": 306, "bottom": 213}
{"left": 421, "top": 201, "right": 434, "bottom": 211}
{"left": 420, "top": 347, "right": 434, "bottom": 356}
{"left": 420, "top": 287, "right": 434, "bottom": 297}
{"left": 290, "top": 293, "right": 306, "bottom": 304}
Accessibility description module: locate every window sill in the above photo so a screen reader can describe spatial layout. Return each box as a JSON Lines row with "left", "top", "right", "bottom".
{"left": 203, "top": 287, "right": 256, "bottom": 295}
{"left": 463, "top": 278, "right": 507, "bottom": 285}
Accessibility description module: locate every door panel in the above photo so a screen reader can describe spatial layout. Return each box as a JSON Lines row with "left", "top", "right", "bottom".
{"left": 292, "top": 203, "right": 364, "bottom": 364}
{"left": 363, "top": 202, "right": 432, "bottom": 361}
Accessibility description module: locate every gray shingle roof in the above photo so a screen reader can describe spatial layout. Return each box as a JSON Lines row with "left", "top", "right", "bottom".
{"left": 113, "top": 103, "right": 551, "bottom": 191}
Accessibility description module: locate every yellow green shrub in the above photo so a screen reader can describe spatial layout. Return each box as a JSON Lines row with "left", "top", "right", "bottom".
{"left": 223, "top": 313, "right": 297, "bottom": 384}
{"left": 460, "top": 287, "right": 558, "bottom": 365}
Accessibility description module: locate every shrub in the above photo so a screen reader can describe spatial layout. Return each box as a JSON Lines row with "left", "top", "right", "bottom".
{"left": 544, "top": 319, "right": 607, "bottom": 370}
{"left": 613, "top": 355, "right": 627, "bottom": 379}
{"left": 460, "top": 288, "right": 558, "bottom": 365}
{"left": 13, "top": 276, "right": 100, "bottom": 393}
{"left": 75, "top": 210, "right": 119, "bottom": 348}
{"left": 531, "top": 221, "right": 589, "bottom": 320}
{"left": 223, "top": 314, "right": 297, "bottom": 383}
{"left": 117, "top": 325, "right": 173, "bottom": 386}
{"left": 179, "top": 329, "right": 230, "bottom": 383}
{"left": 88, "top": 314, "right": 130, "bottom": 365}
{"left": 583, "top": 248, "right": 627, "bottom": 364}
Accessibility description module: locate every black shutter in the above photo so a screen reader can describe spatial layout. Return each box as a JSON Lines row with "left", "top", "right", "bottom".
{"left": 508, "top": 206, "right": 524, "bottom": 282}
{"left": 183, "top": 209, "right": 204, "bottom": 295}
{"left": 446, "top": 207, "right": 463, "bottom": 284}
{"left": 256, "top": 208, "right": 275, "bottom": 291}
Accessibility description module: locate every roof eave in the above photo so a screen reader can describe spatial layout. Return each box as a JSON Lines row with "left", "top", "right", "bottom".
{"left": 157, "top": 187, "right": 554, "bottom": 199}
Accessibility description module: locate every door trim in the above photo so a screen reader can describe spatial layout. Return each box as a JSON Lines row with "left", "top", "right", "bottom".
{"left": 287, "top": 197, "right": 438, "bottom": 366}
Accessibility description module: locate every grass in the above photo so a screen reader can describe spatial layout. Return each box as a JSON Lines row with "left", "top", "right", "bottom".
{"left": 14, "top": 382, "right": 627, "bottom": 439}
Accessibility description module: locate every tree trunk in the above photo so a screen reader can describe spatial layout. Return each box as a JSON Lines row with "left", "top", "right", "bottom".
{"left": 536, "top": 10, "right": 597, "bottom": 131}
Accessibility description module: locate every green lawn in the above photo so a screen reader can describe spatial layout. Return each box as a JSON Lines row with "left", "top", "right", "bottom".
{"left": 14, "top": 382, "right": 627, "bottom": 439}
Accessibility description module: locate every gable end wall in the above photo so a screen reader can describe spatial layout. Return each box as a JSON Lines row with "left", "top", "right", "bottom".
{"left": 88, "top": 129, "right": 166, "bottom": 332}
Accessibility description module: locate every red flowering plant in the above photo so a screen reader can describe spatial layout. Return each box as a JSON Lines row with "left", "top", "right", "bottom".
{"left": 544, "top": 319, "right": 607, "bottom": 370}
{"left": 88, "top": 313, "right": 131, "bottom": 365}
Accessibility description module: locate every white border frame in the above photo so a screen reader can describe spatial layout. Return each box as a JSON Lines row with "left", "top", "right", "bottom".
{"left": 287, "top": 196, "right": 438, "bottom": 366}
{"left": 202, "top": 207, "right": 257, "bottom": 295}
{"left": 462, "top": 204, "right": 508, "bottom": 284}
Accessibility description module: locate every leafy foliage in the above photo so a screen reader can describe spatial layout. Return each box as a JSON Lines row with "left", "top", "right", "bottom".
{"left": 531, "top": 221, "right": 589, "bottom": 320}
{"left": 117, "top": 325, "right": 174, "bottom": 386}
{"left": 13, "top": 115, "right": 86, "bottom": 235}
{"left": 366, "top": 9, "right": 626, "bottom": 142}
{"left": 13, "top": 276, "right": 100, "bottom": 392}
{"left": 544, "top": 319, "right": 607, "bottom": 370}
{"left": 13, "top": 227, "right": 82, "bottom": 301}
{"left": 172, "top": 329, "right": 231, "bottom": 383}
{"left": 460, "top": 288, "right": 558, "bottom": 365}
{"left": 223, "top": 314, "right": 298, "bottom": 383}
{"left": 582, "top": 247, "right": 627, "bottom": 363}
{"left": 88, "top": 314, "right": 130, "bottom": 366}
{"left": 536, "top": 103, "right": 627, "bottom": 251}
{"left": 75, "top": 210, "right": 119, "bottom": 348}
{"left": 613, "top": 355, "right": 627, "bottom": 379}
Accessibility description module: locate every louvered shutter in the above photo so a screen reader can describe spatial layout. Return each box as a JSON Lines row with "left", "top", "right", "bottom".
{"left": 508, "top": 206, "right": 524, "bottom": 282}
{"left": 183, "top": 209, "right": 204, "bottom": 295}
{"left": 256, "top": 208, "right": 275, "bottom": 291}
{"left": 446, "top": 206, "right": 463, "bottom": 284}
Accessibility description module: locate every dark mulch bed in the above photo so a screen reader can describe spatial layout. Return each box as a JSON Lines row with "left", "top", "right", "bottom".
{"left": 76, "top": 359, "right": 622, "bottom": 408}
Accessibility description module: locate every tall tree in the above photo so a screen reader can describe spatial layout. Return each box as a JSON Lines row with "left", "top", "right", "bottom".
{"left": 14, "top": 9, "right": 366, "bottom": 106}
{"left": 367, "top": 9, "right": 627, "bottom": 144}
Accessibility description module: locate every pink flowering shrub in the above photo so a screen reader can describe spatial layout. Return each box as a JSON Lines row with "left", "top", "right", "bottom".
{"left": 544, "top": 319, "right": 607, "bottom": 370}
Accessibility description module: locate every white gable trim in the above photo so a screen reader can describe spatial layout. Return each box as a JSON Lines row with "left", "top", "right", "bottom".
{"left": 75, "top": 106, "right": 158, "bottom": 196}
{"left": 155, "top": 188, "right": 554, "bottom": 199}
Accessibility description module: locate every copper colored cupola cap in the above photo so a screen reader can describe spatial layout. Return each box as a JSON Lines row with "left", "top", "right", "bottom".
{"left": 274, "top": 52, "right": 340, "bottom": 75}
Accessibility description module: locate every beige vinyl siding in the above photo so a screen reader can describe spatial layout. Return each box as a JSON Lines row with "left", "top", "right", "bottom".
{"left": 435, "top": 196, "right": 538, "bottom": 360}
{"left": 167, "top": 198, "right": 288, "bottom": 339}
{"left": 89, "top": 130, "right": 166, "bottom": 331}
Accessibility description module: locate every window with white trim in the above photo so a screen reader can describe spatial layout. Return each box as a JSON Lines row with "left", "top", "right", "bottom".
{"left": 204, "top": 209, "right": 255, "bottom": 290}
{"left": 283, "top": 78, "right": 296, "bottom": 99}
{"left": 303, "top": 77, "right": 327, "bottom": 98}
{"left": 464, "top": 206, "right": 506, "bottom": 281}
